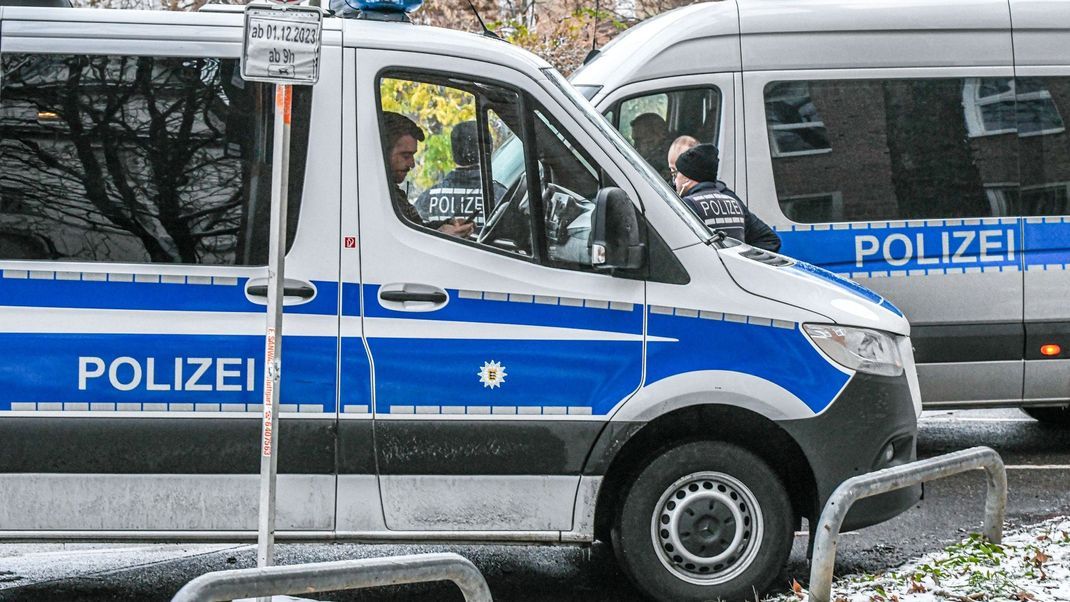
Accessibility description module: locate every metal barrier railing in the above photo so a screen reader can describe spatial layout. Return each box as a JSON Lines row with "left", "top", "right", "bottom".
{"left": 808, "top": 446, "right": 1007, "bottom": 602}
{"left": 170, "top": 552, "right": 493, "bottom": 602}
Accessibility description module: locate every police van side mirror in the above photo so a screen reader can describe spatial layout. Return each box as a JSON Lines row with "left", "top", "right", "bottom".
{"left": 589, "top": 187, "right": 645, "bottom": 271}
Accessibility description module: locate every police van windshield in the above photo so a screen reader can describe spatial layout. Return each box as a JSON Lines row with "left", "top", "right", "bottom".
{"left": 542, "top": 68, "right": 711, "bottom": 243}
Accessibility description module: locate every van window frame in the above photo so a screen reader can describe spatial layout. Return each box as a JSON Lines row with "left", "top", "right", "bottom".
{"left": 373, "top": 66, "right": 656, "bottom": 278}
{"left": 605, "top": 84, "right": 724, "bottom": 149}
{"left": 374, "top": 68, "right": 541, "bottom": 263}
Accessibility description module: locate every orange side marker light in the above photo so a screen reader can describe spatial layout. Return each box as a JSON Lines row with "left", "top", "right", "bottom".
{"left": 1040, "top": 344, "right": 1062, "bottom": 357}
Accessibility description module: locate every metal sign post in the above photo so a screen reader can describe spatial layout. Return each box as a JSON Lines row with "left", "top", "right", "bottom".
{"left": 241, "top": 3, "right": 322, "bottom": 594}
{"left": 256, "top": 81, "right": 291, "bottom": 574}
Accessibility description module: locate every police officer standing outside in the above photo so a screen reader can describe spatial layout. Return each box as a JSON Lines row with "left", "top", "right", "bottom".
{"left": 414, "top": 120, "right": 506, "bottom": 232}
{"left": 382, "top": 111, "right": 474, "bottom": 238}
{"left": 673, "top": 143, "right": 782, "bottom": 252}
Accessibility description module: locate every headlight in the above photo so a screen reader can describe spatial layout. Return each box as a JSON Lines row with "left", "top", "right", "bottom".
{"left": 803, "top": 324, "right": 904, "bottom": 377}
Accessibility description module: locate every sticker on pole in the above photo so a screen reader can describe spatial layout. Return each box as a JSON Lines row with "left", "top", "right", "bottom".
{"left": 242, "top": 5, "right": 322, "bottom": 85}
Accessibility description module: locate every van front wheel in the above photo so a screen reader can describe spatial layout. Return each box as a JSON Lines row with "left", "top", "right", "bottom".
{"left": 612, "top": 441, "right": 793, "bottom": 602}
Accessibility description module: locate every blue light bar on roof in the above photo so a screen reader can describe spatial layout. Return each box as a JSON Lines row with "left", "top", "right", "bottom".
{"left": 352, "top": 0, "right": 422, "bottom": 11}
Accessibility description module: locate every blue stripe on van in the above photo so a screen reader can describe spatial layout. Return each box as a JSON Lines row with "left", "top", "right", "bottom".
{"left": 1023, "top": 218, "right": 1070, "bottom": 269}
{"left": 646, "top": 314, "right": 850, "bottom": 414}
{"left": 778, "top": 218, "right": 1070, "bottom": 277}
{"left": 369, "top": 338, "right": 642, "bottom": 416}
{"left": 0, "top": 275, "right": 338, "bottom": 316}
{"left": 354, "top": 283, "right": 643, "bottom": 333}
{"left": 0, "top": 333, "right": 339, "bottom": 411}
{"left": 777, "top": 220, "right": 1023, "bottom": 276}
{"left": 789, "top": 260, "right": 885, "bottom": 306}
{"left": 359, "top": 283, "right": 644, "bottom": 416}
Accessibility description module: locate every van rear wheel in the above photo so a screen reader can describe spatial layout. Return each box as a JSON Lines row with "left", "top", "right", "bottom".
{"left": 1022, "top": 404, "right": 1070, "bottom": 426}
{"left": 611, "top": 441, "right": 793, "bottom": 602}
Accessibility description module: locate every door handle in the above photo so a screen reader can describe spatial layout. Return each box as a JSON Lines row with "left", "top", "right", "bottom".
{"left": 246, "top": 284, "right": 316, "bottom": 299}
{"left": 379, "top": 290, "right": 447, "bottom": 304}
{"left": 378, "top": 283, "right": 449, "bottom": 312}
{"left": 244, "top": 278, "right": 317, "bottom": 306}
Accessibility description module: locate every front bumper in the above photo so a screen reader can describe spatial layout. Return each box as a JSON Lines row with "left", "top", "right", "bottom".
{"left": 778, "top": 371, "right": 921, "bottom": 531}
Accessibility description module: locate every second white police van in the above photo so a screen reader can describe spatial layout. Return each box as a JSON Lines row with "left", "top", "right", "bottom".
{"left": 572, "top": 0, "right": 1070, "bottom": 425}
{"left": 0, "top": 4, "right": 919, "bottom": 600}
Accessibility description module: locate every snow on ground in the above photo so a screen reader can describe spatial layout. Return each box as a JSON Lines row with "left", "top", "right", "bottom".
{"left": 772, "top": 517, "right": 1070, "bottom": 602}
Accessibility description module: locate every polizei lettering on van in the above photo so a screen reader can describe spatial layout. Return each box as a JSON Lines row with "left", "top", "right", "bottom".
{"left": 854, "top": 228, "right": 1015, "bottom": 267}
{"left": 78, "top": 357, "right": 257, "bottom": 392}
{"left": 777, "top": 220, "right": 1027, "bottom": 276}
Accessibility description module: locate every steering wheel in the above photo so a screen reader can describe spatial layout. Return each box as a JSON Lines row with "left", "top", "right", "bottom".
{"left": 477, "top": 174, "right": 528, "bottom": 247}
{"left": 542, "top": 182, "right": 586, "bottom": 206}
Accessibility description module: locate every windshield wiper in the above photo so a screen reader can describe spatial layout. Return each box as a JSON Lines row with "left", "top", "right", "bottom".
{"left": 704, "top": 229, "right": 727, "bottom": 247}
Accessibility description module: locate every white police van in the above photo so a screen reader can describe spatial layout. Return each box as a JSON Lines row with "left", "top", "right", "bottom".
{"left": 0, "top": 3, "right": 919, "bottom": 600}
{"left": 572, "top": 0, "right": 1070, "bottom": 426}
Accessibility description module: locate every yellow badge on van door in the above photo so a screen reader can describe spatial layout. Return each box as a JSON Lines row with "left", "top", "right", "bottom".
{"left": 477, "top": 361, "right": 506, "bottom": 389}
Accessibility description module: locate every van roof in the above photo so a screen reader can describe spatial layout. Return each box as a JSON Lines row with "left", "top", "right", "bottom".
{"left": 572, "top": 0, "right": 1015, "bottom": 94}
{"left": 340, "top": 17, "right": 551, "bottom": 72}
{"left": 571, "top": 2, "right": 740, "bottom": 90}
{"left": 0, "top": 6, "right": 552, "bottom": 74}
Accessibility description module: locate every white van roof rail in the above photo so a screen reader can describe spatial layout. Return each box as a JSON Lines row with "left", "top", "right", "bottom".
{"left": 198, "top": 2, "right": 257, "bottom": 12}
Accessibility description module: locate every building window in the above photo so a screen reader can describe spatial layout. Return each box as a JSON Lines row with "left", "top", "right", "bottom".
{"left": 1021, "top": 183, "right": 1070, "bottom": 216}
{"left": 764, "top": 82, "right": 831, "bottom": 157}
{"left": 780, "top": 192, "right": 844, "bottom": 223}
{"left": 963, "top": 77, "right": 1065, "bottom": 138}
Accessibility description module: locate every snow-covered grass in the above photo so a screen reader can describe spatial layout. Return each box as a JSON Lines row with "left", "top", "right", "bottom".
{"left": 771, "top": 517, "right": 1070, "bottom": 602}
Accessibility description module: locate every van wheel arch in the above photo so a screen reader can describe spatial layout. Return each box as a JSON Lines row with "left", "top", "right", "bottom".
{"left": 590, "top": 403, "right": 817, "bottom": 544}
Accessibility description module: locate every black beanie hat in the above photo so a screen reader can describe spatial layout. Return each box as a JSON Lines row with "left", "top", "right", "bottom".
{"left": 451, "top": 121, "right": 480, "bottom": 166}
{"left": 675, "top": 143, "right": 720, "bottom": 183}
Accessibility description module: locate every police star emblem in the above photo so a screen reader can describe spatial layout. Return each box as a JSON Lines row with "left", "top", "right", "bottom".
{"left": 477, "top": 360, "right": 507, "bottom": 389}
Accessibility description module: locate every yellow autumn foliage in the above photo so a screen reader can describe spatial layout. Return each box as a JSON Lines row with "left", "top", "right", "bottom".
{"left": 380, "top": 77, "right": 477, "bottom": 192}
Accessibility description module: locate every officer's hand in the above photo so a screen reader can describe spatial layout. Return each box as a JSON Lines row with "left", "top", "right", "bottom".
{"left": 438, "top": 218, "right": 475, "bottom": 238}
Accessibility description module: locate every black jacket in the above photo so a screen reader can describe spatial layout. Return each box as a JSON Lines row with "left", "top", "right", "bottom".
{"left": 414, "top": 167, "right": 506, "bottom": 230}
{"left": 680, "top": 181, "right": 781, "bottom": 252}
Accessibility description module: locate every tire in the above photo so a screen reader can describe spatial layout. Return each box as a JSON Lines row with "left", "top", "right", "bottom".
{"left": 1022, "top": 405, "right": 1070, "bottom": 427}
{"left": 612, "top": 441, "right": 794, "bottom": 602}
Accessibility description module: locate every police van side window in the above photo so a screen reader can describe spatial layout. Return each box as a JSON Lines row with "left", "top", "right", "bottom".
{"left": 612, "top": 87, "right": 722, "bottom": 182}
{"left": 377, "top": 72, "right": 636, "bottom": 273}
{"left": 1015, "top": 77, "right": 1070, "bottom": 217}
{"left": 764, "top": 77, "right": 1070, "bottom": 223}
{"left": 0, "top": 54, "right": 310, "bottom": 265}
{"left": 378, "top": 74, "right": 533, "bottom": 257}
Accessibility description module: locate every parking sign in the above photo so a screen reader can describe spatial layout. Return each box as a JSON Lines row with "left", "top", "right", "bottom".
{"left": 242, "top": 5, "right": 322, "bottom": 85}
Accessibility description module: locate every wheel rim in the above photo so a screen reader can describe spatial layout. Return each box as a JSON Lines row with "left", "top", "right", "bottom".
{"left": 650, "top": 471, "right": 764, "bottom": 585}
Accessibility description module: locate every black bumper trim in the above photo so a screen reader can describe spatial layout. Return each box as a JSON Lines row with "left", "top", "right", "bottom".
{"left": 779, "top": 372, "right": 920, "bottom": 531}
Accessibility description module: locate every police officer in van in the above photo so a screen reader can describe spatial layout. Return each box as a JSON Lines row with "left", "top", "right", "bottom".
{"left": 630, "top": 113, "right": 672, "bottom": 181}
{"left": 382, "top": 111, "right": 474, "bottom": 238}
{"left": 673, "top": 143, "right": 782, "bottom": 252}
{"left": 414, "top": 120, "right": 506, "bottom": 232}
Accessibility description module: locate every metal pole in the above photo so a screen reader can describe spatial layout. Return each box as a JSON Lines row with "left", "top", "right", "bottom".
{"left": 171, "top": 553, "right": 493, "bottom": 602}
{"left": 257, "top": 83, "right": 292, "bottom": 592}
{"left": 808, "top": 446, "right": 1006, "bottom": 602}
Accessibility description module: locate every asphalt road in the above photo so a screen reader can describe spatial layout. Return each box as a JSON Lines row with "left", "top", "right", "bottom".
{"left": 1, "top": 409, "right": 1068, "bottom": 601}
